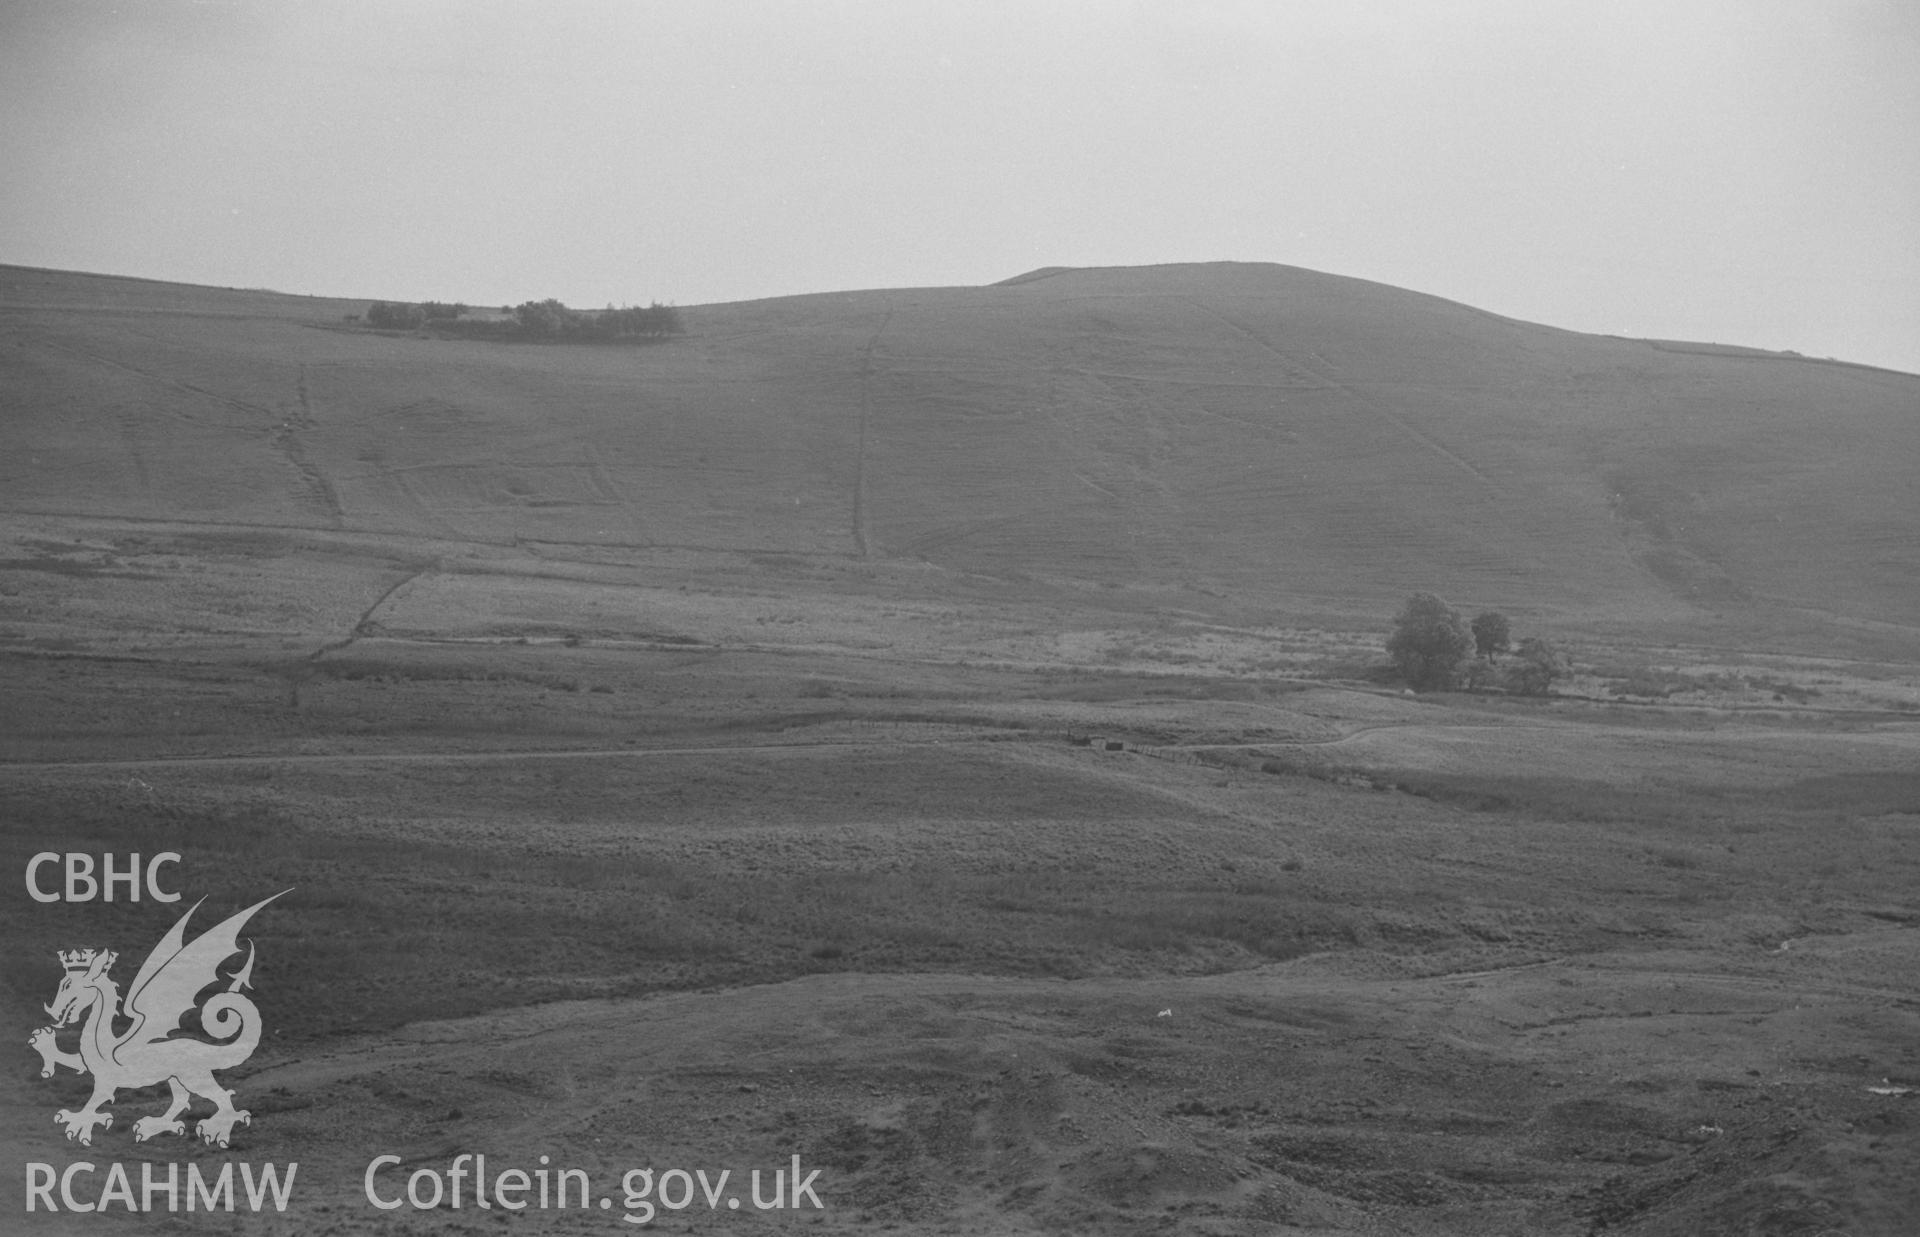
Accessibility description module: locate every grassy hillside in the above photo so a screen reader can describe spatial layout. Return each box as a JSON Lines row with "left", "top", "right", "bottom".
{"left": 3, "top": 260, "right": 1915, "bottom": 644}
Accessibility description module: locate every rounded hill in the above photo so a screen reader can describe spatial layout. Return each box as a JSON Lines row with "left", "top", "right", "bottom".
{"left": 3, "top": 260, "right": 1915, "bottom": 640}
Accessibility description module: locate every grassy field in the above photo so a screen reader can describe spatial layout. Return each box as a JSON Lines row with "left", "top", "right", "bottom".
{"left": 3, "top": 634, "right": 1917, "bottom": 1233}
{"left": 2, "top": 265, "right": 1918, "bottom": 1233}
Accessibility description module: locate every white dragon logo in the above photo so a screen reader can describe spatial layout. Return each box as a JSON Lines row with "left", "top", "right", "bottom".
{"left": 28, "top": 891, "right": 286, "bottom": 1148}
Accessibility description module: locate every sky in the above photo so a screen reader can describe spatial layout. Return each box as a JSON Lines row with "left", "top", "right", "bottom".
{"left": 2, "top": 0, "right": 1916, "bottom": 372}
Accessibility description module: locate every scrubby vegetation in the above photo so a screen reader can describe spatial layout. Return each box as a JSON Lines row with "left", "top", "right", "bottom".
{"left": 500, "top": 298, "right": 684, "bottom": 340}
{"left": 359, "top": 297, "right": 683, "bottom": 342}
{"left": 1508, "top": 636, "right": 1568, "bottom": 695}
{"left": 1589, "top": 662, "right": 1823, "bottom": 703}
{"left": 365, "top": 300, "right": 466, "bottom": 329}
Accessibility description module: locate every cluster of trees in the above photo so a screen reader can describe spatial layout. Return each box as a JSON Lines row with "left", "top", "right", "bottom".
{"left": 358, "top": 298, "right": 684, "bottom": 342}
{"left": 1385, "top": 592, "right": 1567, "bottom": 695}
{"left": 364, "top": 300, "right": 466, "bottom": 329}
{"left": 506, "top": 299, "right": 684, "bottom": 340}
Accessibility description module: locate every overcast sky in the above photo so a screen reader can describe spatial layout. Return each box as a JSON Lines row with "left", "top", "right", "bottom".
{"left": 3, "top": 0, "right": 1915, "bottom": 371}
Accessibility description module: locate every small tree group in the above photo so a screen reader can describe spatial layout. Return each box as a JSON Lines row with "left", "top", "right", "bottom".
{"left": 1386, "top": 593, "right": 1565, "bottom": 695}
{"left": 365, "top": 300, "right": 425, "bottom": 329}
{"left": 511, "top": 299, "right": 684, "bottom": 340}
{"left": 359, "top": 298, "right": 683, "bottom": 342}
{"left": 365, "top": 300, "right": 465, "bottom": 329}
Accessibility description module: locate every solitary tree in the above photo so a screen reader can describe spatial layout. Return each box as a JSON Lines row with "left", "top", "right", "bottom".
{"left": 1386, "top": 592, "right": 1473, "bottom": 691}
{"left": 1471, "top": 611, "right": 1512, "bottom": 660}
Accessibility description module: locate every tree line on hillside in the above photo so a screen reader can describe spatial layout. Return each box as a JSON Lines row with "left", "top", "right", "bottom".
{"left": 363, "top": 300, "right": 466, "bottom": 329}
{"left": 355, "top": 298, "right": 684, "bottom": 342}
{"left": 1386, "top": 592, "right": 1567, "bottom": 695}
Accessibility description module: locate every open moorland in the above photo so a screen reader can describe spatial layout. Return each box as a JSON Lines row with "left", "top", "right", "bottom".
{"left": 2, "top": 263, "right": 1918, "bottom": 1234}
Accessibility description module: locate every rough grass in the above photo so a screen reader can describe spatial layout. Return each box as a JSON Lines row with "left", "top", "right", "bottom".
{"left": 5, "top": 778, "right": 1368, "bottom": 1040}
{"left": 10, "top": 691, "right": 1912, "bottom": 1053}
{"left": 7, "top": 262, "right": 1920, "bottom": 634}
